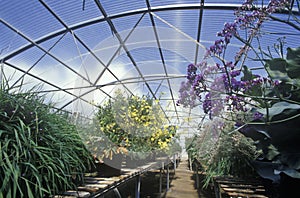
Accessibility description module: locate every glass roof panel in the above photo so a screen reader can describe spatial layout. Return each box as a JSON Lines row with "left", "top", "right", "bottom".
{"left": 43, "top": 0, "right": 103, "bottom": 26}
{"left": 38, "top": 34, "right": 89, "bottom": 71}
{"left": 205, "top": 0, "right": 245, "bottom": 4}
{"left": 200, "top": 9, "right": 236, "bottom": 46}
{"left": 153, "top": 9, "right": 200, "bottom": 38}
{"left": 29, "top": 54, "right": 83, "bottom": 89}
{"left": 0, "top": 0, "right": 64, "bottom": 40}
{"left": 44, "top": 32, "right": 87, "bottom": 64}
{"left": 4, "top": 47, "right": 47, "bottom": 73}
{"left": 74, "top": 22, "right": 119, "bottom": 56}
{"left": 112, "top": 14, "right": 149, "bottom": 39}
{"left": 1, "top": 64, "right": 30, "bottom": 88}
{"left": 259, "top": 14, "right": 300, "bottom": 49}
{"left": 0, "top": 23, "right": 29, "bottom": 60}
{"left": 100, "top": 0, "right": 147, "bottom": 15}
{"left": 149, "top": 0, "right": 200, "bottom": 7}
{"left": 125, "top": 47, "right": 162, "bottom": 64}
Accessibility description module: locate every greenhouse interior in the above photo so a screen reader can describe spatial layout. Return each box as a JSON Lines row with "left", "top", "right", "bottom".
{"left": 1, "top": 0, "right": 300, "bottom": 197}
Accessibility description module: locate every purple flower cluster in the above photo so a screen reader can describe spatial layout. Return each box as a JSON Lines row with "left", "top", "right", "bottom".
{"left": 177, "top": 0, "right": 287, "bottom": 120}
{"left": 225, "top": 95, "right": 248, "bottom": 112}
{"left": 208, "top": 39, "right": 225, "bottom": 55}
{"left": 240, "top": 0, "right": 289, "bottom": 13}
{"left": 267, "top": 0, "right": 290, "bottom": 13}
{"left": 217, "top": 23, "right": 238, "bottom": 45}
{"left": 187, "top": 63, "right": 197, "bottom": 83}
{"left": 177, "top": 81, "right": 196, "bottom": 108}
{"left": 208, "top": 22, "right": 237, "bottom": 56}
{"left": 202, "top": 93, "right": 224, "bottom": 119}
{"left": 178, "top": 60, "right": 281, "bottom": 119}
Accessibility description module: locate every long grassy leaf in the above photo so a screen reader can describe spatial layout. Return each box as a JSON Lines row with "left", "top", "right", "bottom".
{"left": 1, "top": 82, "right": 93, "bottom": 197}
{"left": 25, "top": 180, "right": 34, "bottom": 198}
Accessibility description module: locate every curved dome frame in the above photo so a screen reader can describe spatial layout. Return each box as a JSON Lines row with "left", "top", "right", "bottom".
{"left": 1, "top": 0, "right": 299, "bottom": 136}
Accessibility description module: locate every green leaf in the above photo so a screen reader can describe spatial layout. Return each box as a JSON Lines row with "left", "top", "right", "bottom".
{"left": 241, "top": 65, "right": 254, "bottom": 81}
{"left": 257, "top": 101, "right": 300, "bottom": 120}
{"left": 6, "top": 187, "right": 12, "bottom": 198}
{"left": 275, "top": 168, "right": 300, "bottom": 179}
{"left": 265, "top": 58, "right": 292, "bottom": 82}
{"left": 256, "top": 129, "right": 271, "bottom": 138}
{"left": 0, "top": 80, "right": 94, "bottom": 197}
{"left": 25, "top": 180, "right": 34, "bottom": 198}
{"left": 265, "top": 47, "right": 300, "bottom": 88}
{"left": 252, "top": 161, "right": 281, "bottom": 182}
{"left": 279, "top": 153, "right": 300, "bottom": 170}
{"left": 266, "top": 144, "right": 280, "bottom": 160}
{"left": 286, "top": 47, "right": 300, "bottom": 79}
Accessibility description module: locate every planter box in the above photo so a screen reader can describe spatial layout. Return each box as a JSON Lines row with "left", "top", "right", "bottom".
{"left": 93, "top": 154, "right": 124, "bottom": 177}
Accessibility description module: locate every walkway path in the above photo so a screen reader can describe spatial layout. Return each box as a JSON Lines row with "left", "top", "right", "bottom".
{"left": 165, "top": 157, "right": 199, "bottom": 198}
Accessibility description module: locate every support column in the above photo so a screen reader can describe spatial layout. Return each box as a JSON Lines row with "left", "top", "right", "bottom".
{"left": 113, "top": 188, "right": 122, "bottom": 198}
{"left": 159, "top": 168, "right": 162, "bottom": 197}
{"left": 166, "top": 162, "right": 170, "bottom": 191}
{"left": 195, "top": 163, "right": 199, "bottom": 189}
{"left": 135, "top": 175, "right": 141, "bottom": 198}
{"left": 173, "top": 154, "right": 176, "bottom": 174}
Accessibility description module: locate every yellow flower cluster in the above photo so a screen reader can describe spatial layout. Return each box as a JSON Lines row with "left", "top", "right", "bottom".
{"left": 96, "top": 90, "right": 177, "bottom": 152}
{"left": 150, "top": 125, "right": 176, "bottom": 150}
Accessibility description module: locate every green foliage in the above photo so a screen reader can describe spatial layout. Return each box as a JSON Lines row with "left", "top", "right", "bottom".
{"left": 240, "top": 47, "right": 300, "bottom": 181}
{"left": 186, "top": 120, "right": 259, "bottom": 188}
{"left": 0, "top": 83, "right": 93, "bottom": 197}
{"left": 202, "top": 131, "right": 259, "bottom": 188}
{"left": 241, "top": 102, "right": 300, "bottom": 181}
{"left": 265, "top": 47, "right": 300, "bottom": 101}
{"left": 266, "top": 47, "right": 300, "bottom": 81}
{"left": 185, "top": 136, "right": 199, "bottom": 160}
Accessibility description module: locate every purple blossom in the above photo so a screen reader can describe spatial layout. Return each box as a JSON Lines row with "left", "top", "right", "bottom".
{"left": 225, "top": 61, "right": 235, "bottom": 70}
{"left": 226, "top": 95, "right": 248, "bottom": 112}
{"left": 252, "top": 77, "right": 263, "bottom": 86}
{"left": 267, "top": 0, "right": 289, "bottom": 13}
{"left": 196, "top": 60, "right": 208, "bottom": 69}
{"left": 210, "top": 99, "right": 224, "bottom": 117}
{"left": 217, "top": 22, "right": 238, "bottom": 44}
{"left": 253, "top": 112, "right": 264, "bottom": 120}
{"left": 274, "top": 80, "right": 280, "bottom": 86}
{"left": 210, "top": 76, "right": 226, "bottom": 92}
{"left": 209, "top": 39, "right": 225, "bottom": 55}
{"left": 192, "top": 74, "right": 204, "bottom": 89}
{"left": 230, "top": 70, "right": 241, "bottom": 78}
{"left": 187, "top": 63, "right": 197, "bottom": 83}
{"left": 231, "top": 78, "right": 242, "bottom": 91}
{"left": 203, "top": 93, "right": 212, "bottom": 114}
{"left": 177, "top": 81, "right": 197, "bottom": 108}
{"left": 203, "top": 92, "right": 224, "bottom": 118}
{"left": 221, "top": 74, "right": 230, "bottom": 91}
